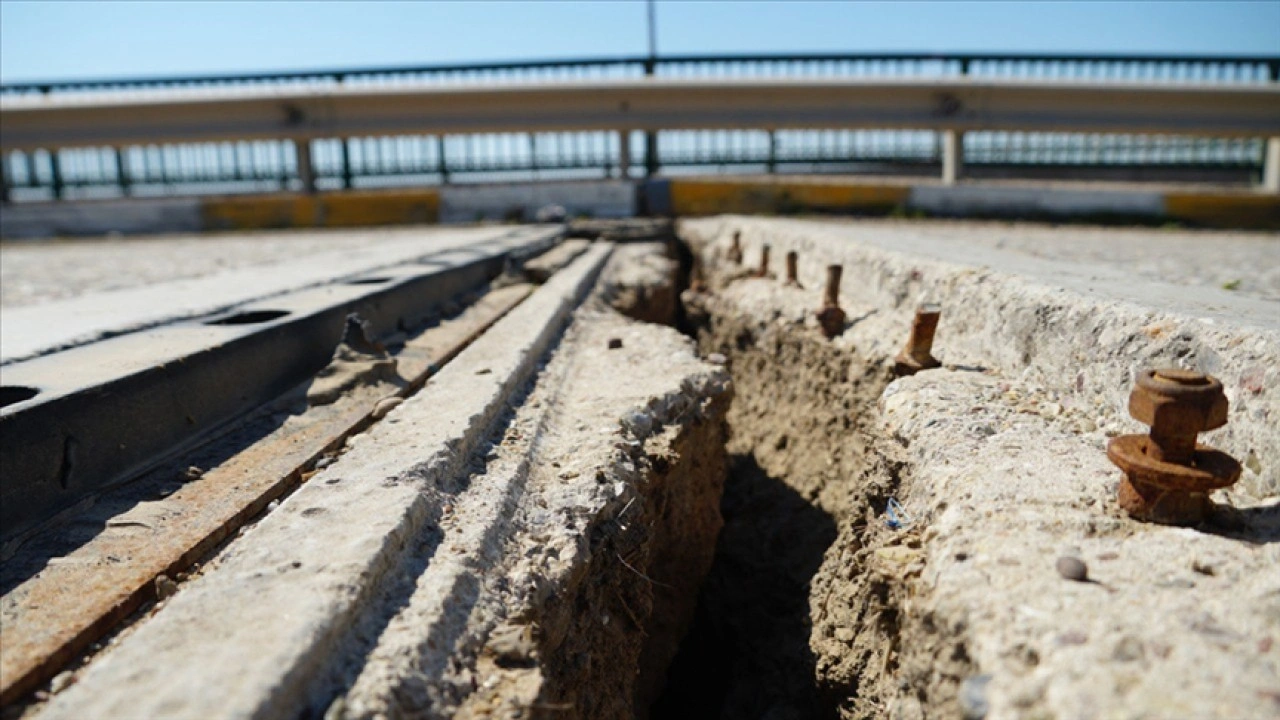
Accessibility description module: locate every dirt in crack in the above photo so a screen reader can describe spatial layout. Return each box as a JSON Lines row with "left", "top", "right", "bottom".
{"left": 653, "top": 292, "right": 892, "bottom": 718}
{"left": 653, "top": 453, "right": 836, "bottom": 718}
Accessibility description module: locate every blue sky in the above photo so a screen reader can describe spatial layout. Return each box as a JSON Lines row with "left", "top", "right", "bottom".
{"left": 2, "top": 1, "right": 1278, "bottom": 83}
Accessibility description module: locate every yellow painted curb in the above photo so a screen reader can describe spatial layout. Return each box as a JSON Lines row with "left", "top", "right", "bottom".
{"left": 1164, "top": 193, "right": 1280, "bottom": 230}
{"left": 201, "top": 189, "right": 441, "bottom": 231}
{"left": 670, "top": 179, "right": 908, "bottom": 216}
{"left": 322, "top": 189, "right": 440, "bottom": 227}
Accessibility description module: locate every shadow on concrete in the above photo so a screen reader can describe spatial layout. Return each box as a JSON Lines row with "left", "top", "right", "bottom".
{"left": 651, "top": 453, "right": 837, "bottom": 720}
{"left": 1205, "top": 501, "right": 1280, "bottom": 545}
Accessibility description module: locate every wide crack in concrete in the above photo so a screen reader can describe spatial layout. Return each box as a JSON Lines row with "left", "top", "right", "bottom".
{"left": 650, "top": 237, "right": 900, "bottom": 719}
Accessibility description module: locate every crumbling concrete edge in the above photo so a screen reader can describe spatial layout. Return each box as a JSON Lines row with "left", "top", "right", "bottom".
{"left": 36, "top": 245, "right": 613, "bottom": 720}
{"left": 681, "top": 216, "right": 1279, "bottom": 499}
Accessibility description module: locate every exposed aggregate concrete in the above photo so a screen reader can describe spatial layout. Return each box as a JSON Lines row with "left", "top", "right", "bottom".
{"left": 680, "top": 216, "right": 1279, "bottom": 719}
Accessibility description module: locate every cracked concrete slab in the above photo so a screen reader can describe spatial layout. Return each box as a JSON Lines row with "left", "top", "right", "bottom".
{"left": 683, "top": 215, "right": 1279, "bottom": 719}
{"left": 35, "top": 244, "right": 611, "bottom": 720}
{"left": 682, "top": 216, "right": 1279, "bottom": 498}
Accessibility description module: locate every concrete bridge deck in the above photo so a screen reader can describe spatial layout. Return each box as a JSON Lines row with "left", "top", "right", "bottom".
{"left": 1, "top": 217, "right": 1276, "bottom": 719}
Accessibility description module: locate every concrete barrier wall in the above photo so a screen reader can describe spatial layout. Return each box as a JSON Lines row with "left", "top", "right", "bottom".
{"left": 0, "top": 197, "right": 203, "bottom": 239}
{"left": 438, "top": 180, "right": 634, "bottom": 223}
{"left": 2, "top": 178, "right": 1276, "bottom": 239}
{"left": 658, "top": 177, "right": 1280, "bottom": 229}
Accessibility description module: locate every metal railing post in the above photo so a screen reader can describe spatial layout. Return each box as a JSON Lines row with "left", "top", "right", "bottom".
{"left": 50, "top": 150, "right": 64, "bottom": 200}
{"left": 340, "top": 138, "right": 353, "bottom": 190}
{"left": 114, "top": 147, "right": 131, "bottom": 196}
{"left": 767, "top": 130, "right": 778, "bottom": 174}
{"left": 294, "top": 139, "right": 316, "bottom": 194}
{"left": 618, "top": 129, "right": 631, "bottom": 178}
{"left": 437, "top": 135, "right": 450, "bottom": 184}
{"left": 1264, "top": 137, "right": 1280, "bottom": 194}
{"left": 0, "top": 154, "right": 10, "bottom": 204}
{"left": 643, "top": 58, "right": 660, "bottom": 177}
{"left": 942, "top": 130, "right": 964, "bottom": 185}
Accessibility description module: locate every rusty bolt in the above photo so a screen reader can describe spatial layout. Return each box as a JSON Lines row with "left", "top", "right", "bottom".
{"left": 1107, "top": 368, "right": 1241, "bottom": 526}
{"left": 815, "top": 265, "right": 846, "bottom": 339}
{"left": 784, "top": 251, "right": 802, "bottom": 288}
{"left": 893, "top": 304, "right": 942, "bottom": 377}
{"left": 754, "top": 244, "right": 771, "bottom": 278}
{"left": 727, "top": 231, "right": 743, "bottom": 265}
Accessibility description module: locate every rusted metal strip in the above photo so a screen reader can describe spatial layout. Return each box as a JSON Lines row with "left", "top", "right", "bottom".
{"left": 0, "top": 247, "right": 516, "bottom": 543}
{"left": 0, "top": 284, "right": 533, "bottom": 706}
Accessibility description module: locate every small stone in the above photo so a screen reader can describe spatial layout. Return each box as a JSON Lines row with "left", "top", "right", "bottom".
{"left": 49, "top": 670, "right": 75, "bottom": 694}
{"left": 1112, "top": 635, "right": 1145, "bottom": 662}
{"left": 267, "top": 499, "right": 280, "bottom": 512}
{"left": 1191, "top": 558, "right": 1217, "bottom": 576}
{"left": 371, "top": 396, "right": 403, "bottom": 419}
{"left": 155, "top": 574, "right": 178, "bottom": 601}
{"left": 1055, "top": 556, "right": 1089, "bottom": 582}
{"left": 182, "top": 466, "right": 204, "bottom": 481}
{"left": 707, "top": 353, "right": 727, "bottom": 365}
{"left": 607, "top": 338, "right": 623, "bottom": 350}
{"left": 958, "top": 674, "right": 992, "bottom": 719}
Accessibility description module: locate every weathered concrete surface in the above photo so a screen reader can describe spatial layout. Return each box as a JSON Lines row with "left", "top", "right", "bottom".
{"left": 0, "top": 283, "right": 532, "bottom": 707}
{"left": 598, "top": 241, "right": 679, "bottom": 326}
{"left": 683, "top": 216, "right": 1279, "bottom": 498}
{"left": 32, "top": 240, "right": 730, "bottom": 720}
{"left": 875, "top": 370, "right": 1279, "bottom": 720}
{"left": 522, "top": 238, "right": 590, "bottom": 283}
{"left": 35, "top": 245, "right": 611, "bottom": 720}
{"left": 339, "top": 298, "right": 730, "bottom": 719}
{"left": 0, "top": 225, "right": 557, "bottom": 364}
{"left": 682, "top": 216, "right": 1279, "bottom": 718}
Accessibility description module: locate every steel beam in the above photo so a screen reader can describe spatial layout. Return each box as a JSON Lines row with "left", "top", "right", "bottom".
{"left": 4, "top": 79, "right": 1278, "bottom": 152}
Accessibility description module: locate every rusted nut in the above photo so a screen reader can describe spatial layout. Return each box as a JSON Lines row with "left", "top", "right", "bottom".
{"left": 1130, "top": 369, "right": 1229, "bottom": 463}
{"left": 893, "top": 304, "right": 942, "bottom": 377}
{"left": 727, "top": 231, "right": 743, "bottom": 265}
{"left": 784, "top": 251, "right": 802, "bottom": 288}
{"left": 1107, "top": 368, "right": 1241, "bottom": 526}
{"left": 816, "top": 265, "right": 846, "bottom": 339}
{"left": 754, "top": 244, "right": 771, "bottom": 278}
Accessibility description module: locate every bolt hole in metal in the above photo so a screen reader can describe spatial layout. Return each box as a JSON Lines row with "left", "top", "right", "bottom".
{"left": 205, "top": 310, "right": 291, "bottom": 326}
{"left": 345, "top": 277, "right": 392, "bottom": 285}
{"left": 0, "top": 386, "right": 40, "bottom": 409}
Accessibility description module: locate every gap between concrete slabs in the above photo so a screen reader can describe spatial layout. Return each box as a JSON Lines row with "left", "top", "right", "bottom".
{"left": 34, "top": 244, "right": 613, "bottom": 720}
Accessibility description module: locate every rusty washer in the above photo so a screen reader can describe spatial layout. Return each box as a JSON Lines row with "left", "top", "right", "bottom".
{"left": 727, "top": 231, "right": 744, "bottom": 265}
{"left": 816, "top": 265, "right": 846, "bottom": 339}
{"left": 1107, "top": 368, "right": 1241, "bottom": 526}
{"left": 784, "top": 251, "right": 802, "bottom": 288}
{"left": 893, "top": 304, "right": 942, "bottom": 376}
